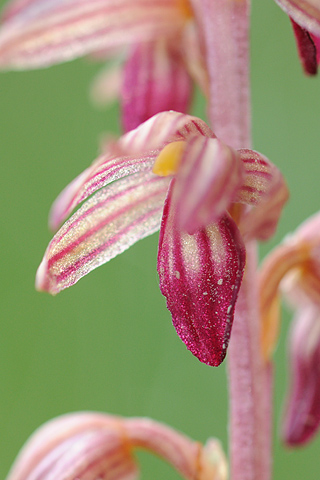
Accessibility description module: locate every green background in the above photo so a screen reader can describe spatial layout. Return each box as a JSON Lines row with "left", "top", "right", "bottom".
{"left": 1, "top": 1, "right": 320, "bottom": 478}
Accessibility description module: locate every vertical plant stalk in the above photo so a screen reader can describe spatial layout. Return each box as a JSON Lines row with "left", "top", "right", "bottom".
{"left": 228, "top": 242, "right": 272, "bottom": 480}
{"left": 191, "top": 1, "right": 272, "bottom": 479}
{"left": 191, "top": 0, "right": 251, "bottom": 149}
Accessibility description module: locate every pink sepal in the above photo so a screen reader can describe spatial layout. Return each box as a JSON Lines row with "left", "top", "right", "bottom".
{"left": 0, "top": 0, "right": 186, "bottom": 69}
{"left": 174, "top": 137, "right": 244, "bottom": 234}
{"left": 281, "top": 211, "right": 320, "bottom": 306}
{"left": 282, "top": 306, "right": 320, "bottom": 446}
{"left": 6, "top": 412, "right": 228, "bottom": 480}
{"left": 121, "top": 40, "right": 192, "bottom": 132}
{"left": 158, "top": 181, "right": 246, "bottom": 367}
{"left": 290, "top": 17, "right": 318, "bottom": 74}
{"left": 1, "top": 0, "right": 38, "bottom": 21}
{"left": 37, "top": 172, "right": 170, "bottom": 294}
{"left": 6, "top": 412, "right": 138, "bottom": 480}
{"left": 237, "top": 149, "right": 289, "bottom": 241}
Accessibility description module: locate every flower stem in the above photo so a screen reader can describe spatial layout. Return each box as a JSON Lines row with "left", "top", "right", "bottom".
{"left": 190, "top": 0, "right": 251, "bottom": 149}
{"left": 190, "top": 1, "right": 273, "bottom": 477}
{"left": 228, "top": 242, "right": 272, "bottom": 480}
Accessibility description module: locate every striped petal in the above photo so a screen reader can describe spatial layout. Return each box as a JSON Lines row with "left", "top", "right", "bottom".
{"left": 50, "top": 111, "right": 214, "bottom": 230}
{"left": 173, "top": 137, "right": 244, "bottom": 234}
{"left": 158, "top": 181, "right": 246, "bottom": 367}
{"left": 6, "top": 412, "right": 228, "bottom": 480}
{"left": 124, "top": 418, "right": 228, "bottom": 480}
{"left": 121, "top": 39, "right": 192, "bottom": 132}
{"left": 274, "top": 0, "right": 320, "bottom": 37}
{"left": 6, "top": 413, "right": 138, "bottom": 480}
{"left": 259, "top": 242, "right": 309, "bottom": 361}
{"left": 282, "top": 306, "right": 320, "bottom": 446}
{"left": 236, "top": 149, "right": 289, "bottom": 241}
{"left": 280, "top": 211, "right": 320, "bottom": 306}
{"left": 37, "top": 171, "right": 170, "bottom": 294}
{"left": 260, "top": 212, "right": 320, "bottom": 361}
{"left": 0, "top": 0, "right": 187, "bottom": 69}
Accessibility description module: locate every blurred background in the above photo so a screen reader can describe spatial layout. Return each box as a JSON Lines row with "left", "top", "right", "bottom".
{"left": 1, "top": 1, "right": 320, "bottom": 478}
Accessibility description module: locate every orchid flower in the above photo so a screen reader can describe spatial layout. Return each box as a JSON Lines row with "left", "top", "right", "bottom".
{"left": 274, "top": 0, "right": 320, "bottom": 74}
{"left": 0, "top": 0, "right": 206, "bottom": 131}
{"left": 260, "top": 211, "right": 320, "bottom": 445}
{"left": 5, "top": 412, "right": 228, "bottom": 480}
{"left": 36, "top": 110, "right": 288, "bottom": 367}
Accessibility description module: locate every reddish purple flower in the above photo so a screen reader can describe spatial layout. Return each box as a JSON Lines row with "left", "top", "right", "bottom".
{"left": 36, "top": 111, "right": 288, "bottom": 367}
{"left": 274, "top": 0, "right": 320, "bottom": 74}
{"left": 5, "top": 412, "right": 228, "bottom": 480}
{"left": 260, "top": 211, "right": 320, "bottom": 445}
{"left": 0, "top": 0, "right": 205, "bottom": 130}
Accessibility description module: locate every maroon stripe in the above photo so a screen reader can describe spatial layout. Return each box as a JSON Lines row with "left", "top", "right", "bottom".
{"left": 55, "top": 204, "right": 161, "bottom": 285}
{"left": 52, "top": 175, "right": 165, "bottom": 247}
{"left": 2, "top": 2, "right": 179, "bottom": 58}
{"left": 55, "top": 155, "right": 156, "bottom": 225}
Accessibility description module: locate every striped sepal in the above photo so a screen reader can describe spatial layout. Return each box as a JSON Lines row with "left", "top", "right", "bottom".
{"left": 37, "top": 171, "right": 170, "bottom": 294}
{"left": 6, "top": 412, "right": 228, "bottom": 480}
{"left": 236, "top": 149, "right": 289, "bottom": 241}
{"left": 0, "top": 0, "right": 186, "bottom": 68}
{"left": 121, "top": 39, "right": 192, "bottom": 132}
{"left": 50, "top": 111, "right": 214, "bottom": 230}
{"left": 5, "top": 413, "right": 138, "bottom": 480}
{"left": 283, "top": 306, "right": 320, "bottom": 446}
{"left": 158, "top": 181, "right": 246, "bottom": 367}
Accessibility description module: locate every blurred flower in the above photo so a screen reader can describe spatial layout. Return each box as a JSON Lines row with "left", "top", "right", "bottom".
{"left": 36, "top": 110, "right": 288, "bottom": 367}
{"left": 0, "top": 0, "right": 206, "bottom": 130}
{"left": 274, "top": 0, "right": 320, "bottom": 74}
{"left": 260, "top": 211, "right": 320, "bottom": 445}
{"left": 5, "top": 412, "right": 228, "bottom": 480}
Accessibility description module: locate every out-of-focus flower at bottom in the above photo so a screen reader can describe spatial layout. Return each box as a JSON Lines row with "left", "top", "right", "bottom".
{"left": 260, "top": 211, "right": 320, "bottom": 445}
{"left": 5, "top": 412, "right": 228, "bottom": 480}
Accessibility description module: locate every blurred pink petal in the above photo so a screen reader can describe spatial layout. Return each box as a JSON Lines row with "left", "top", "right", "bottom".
{"left": 158, "top": 181, "right": 246, "bottom": 367}
{"left": 6, "top": 412, "right": 228, "bottom": 480}
{"left": 90, "top": 60, "right": 123, "bottom": 107}
{"left": 282, "top": 306, "right": 320, "bottom": 446}
{"left": 260, "top": 213, "right": 320, "bottom": 360}
{"left": 0, "top": 0, "right": 186, "bottom": 68}
{"left": 121, "top": 39, "right": 192, "bottom": 132}
{"left": 280, "top": 211, "right": 320, "bottom": 306}
{"left": 1, "top": 0, "right": 39, "bottom": 21}
{"left": 37, "top": 171, "right": 170, "bottom": 294}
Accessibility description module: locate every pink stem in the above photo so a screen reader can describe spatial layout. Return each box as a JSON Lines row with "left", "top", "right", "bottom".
{"left": 190, "top": 0, "right": 251, "bottom": 149}
{"left": 228, "top": 242, "right": 272, "bottom": 480}
{"left": 190, "top": 1, "right": 272, "bottom": 478}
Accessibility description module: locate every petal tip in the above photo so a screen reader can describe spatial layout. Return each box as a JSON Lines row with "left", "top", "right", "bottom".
{"left": 35, "top": 257, "right": 52, "bottom": 294}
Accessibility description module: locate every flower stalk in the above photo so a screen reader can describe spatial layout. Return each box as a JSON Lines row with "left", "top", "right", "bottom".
{"left": 192, "top": 1, "right": 272, "bottom": 478}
